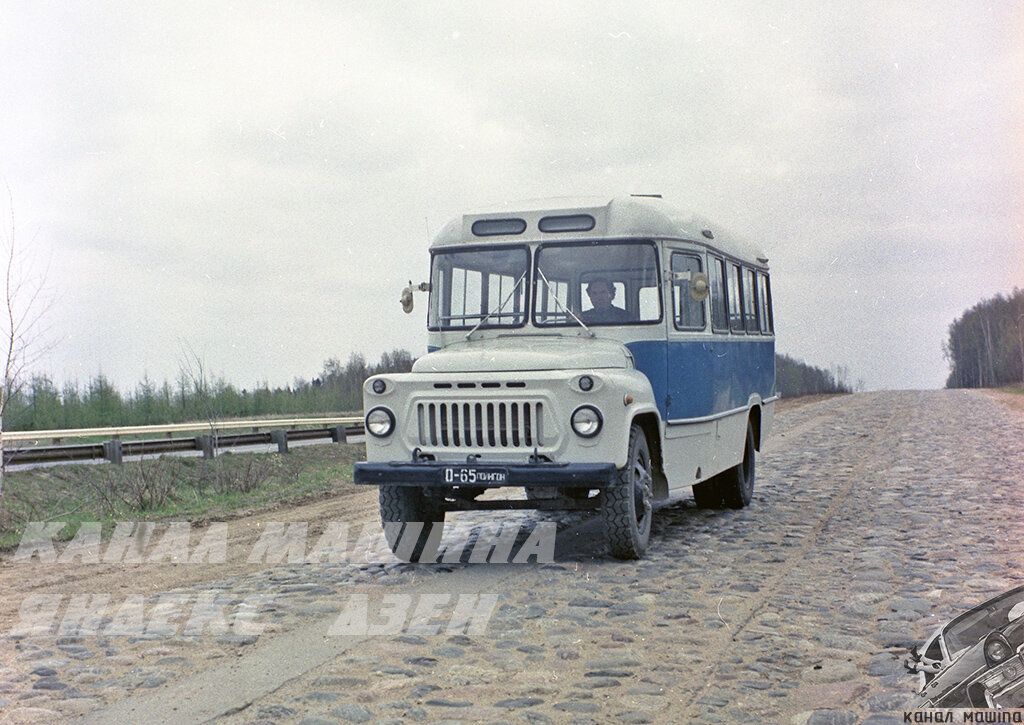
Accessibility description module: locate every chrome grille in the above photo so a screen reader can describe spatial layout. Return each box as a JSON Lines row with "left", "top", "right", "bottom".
{"left": 417, "top": 401, "right": 544, "bottom": 448}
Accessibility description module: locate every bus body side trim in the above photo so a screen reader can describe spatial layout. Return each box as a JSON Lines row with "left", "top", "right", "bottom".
{"left": 665, "top": 403, "right": 754, "bottom": 427}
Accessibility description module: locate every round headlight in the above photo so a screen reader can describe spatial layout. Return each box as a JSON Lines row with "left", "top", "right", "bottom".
{"left": 365, "top": 407, "right": 395, "bottom": 438}
{"left": 578, "top": 375, "right": 594, "bottom": 392}
{"left": 985, "top": 634, "right": 1014, "bottom": 666}
{"left": 571, "top": 405, "right": 602, "bottom": 438}
{"left": 371, "top": 379, "right": 386, "bottom": 394}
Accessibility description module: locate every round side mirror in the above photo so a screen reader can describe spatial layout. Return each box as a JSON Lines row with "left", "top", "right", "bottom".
{"left": 690, "top": 272, "right": 710, "bottom": 302}
{"left": 400, "top": 286, "right": 415, "bottom": 313}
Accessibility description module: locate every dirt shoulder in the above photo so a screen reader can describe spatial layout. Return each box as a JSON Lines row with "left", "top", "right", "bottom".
{"left": 0, "top": 486, "right": 378, "bottom": 629}
{"left": 774, "top": 392, "right": 849, "bottom": 413}
{"left": 986, "top": 387, "right": 1024, "bottom": 415}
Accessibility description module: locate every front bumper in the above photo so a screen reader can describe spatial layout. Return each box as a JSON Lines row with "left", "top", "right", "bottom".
{"left": 353, "top": 461, "right": 618, "bottom": 488}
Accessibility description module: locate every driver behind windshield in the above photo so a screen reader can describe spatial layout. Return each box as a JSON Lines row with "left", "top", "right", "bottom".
{"left": 581, "top": 278, "right": 632, "bottom": 324}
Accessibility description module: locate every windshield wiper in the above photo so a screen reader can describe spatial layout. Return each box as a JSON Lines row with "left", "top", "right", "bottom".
{"left": 536, "top": 267, "right": 594, "bottom": 337}
{"left": 465, "top": 269, "right": 528, "bottom": 341}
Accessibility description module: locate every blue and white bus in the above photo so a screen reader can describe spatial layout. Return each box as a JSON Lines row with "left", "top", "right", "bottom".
{"left": 354, "top": 195, "right": 776, "bottom": 559}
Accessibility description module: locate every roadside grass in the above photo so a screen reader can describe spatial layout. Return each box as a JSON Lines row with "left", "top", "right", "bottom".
{"left": 999, "top": 384, "right": 1024, "bottom": 395}
{"left": 0, "top": 443, "right": 365, "bottom": 551}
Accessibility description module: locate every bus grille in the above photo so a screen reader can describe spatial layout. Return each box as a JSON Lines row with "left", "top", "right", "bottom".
{"left": 417, "top": 401, "right": 544, "bottom": 448}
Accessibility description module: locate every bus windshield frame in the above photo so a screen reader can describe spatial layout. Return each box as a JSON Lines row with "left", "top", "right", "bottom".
{"left": 427, "top": 245, "right": 531, "bottom": 331}
{"left": 532, "top": 240, "right": 663, "bottom": 328}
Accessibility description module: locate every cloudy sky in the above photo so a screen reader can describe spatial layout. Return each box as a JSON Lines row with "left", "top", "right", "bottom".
{"left": 2, "top": 1, "right": 1021, "bottom": 393}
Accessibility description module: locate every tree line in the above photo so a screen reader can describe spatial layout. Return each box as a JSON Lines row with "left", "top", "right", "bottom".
{"left": 3, "top": 348, "right": 852, "bottom": 432}
{"left": 943, "top": 288, "right": 1024, "bottom": 389}
{"left": 1, "top": 350, "right": 415, "bottom": 432}
{"left": 775, "top": 353, "right": 853, "bottom": 397}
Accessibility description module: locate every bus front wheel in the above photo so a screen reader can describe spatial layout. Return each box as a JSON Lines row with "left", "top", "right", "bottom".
{"left": 721, "top": 422, "right": 756, "bottom": 509}
{"left": 603, "top": 424, "right": 654, "bottom": 559}
{"left": 379, "top": 485, "right": 445, "bottom": 562}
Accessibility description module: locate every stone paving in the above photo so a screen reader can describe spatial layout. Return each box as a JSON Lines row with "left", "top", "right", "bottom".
{"left": 1, "top": 390, "right": 1023, "bottom": 724}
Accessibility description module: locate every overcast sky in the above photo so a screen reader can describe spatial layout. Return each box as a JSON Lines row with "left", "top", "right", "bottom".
{"left": 2, "top": 1, "right": 1021, "bottom": 394}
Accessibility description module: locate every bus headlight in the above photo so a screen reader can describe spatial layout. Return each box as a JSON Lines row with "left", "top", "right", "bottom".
{"left": 371, "top": 379, "right": 387, "bottom": 394}
{"left": 571, "top": 405, "right": 602, "bottom": 438}
{"left": 365, "top": 407, "right": 396, "bottom": 437}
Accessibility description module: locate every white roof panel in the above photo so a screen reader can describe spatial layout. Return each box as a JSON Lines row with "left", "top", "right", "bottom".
{"left": 430, "top": 196, "right": 767, "bottom": 265}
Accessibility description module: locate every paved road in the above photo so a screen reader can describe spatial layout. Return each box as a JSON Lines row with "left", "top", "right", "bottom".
{"left": 1, "top": 390, "right": 1023, "bottom": 724}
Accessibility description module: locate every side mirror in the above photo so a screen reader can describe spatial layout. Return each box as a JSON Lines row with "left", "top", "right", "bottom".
{"left": 690, "top": 272, "right": 710, "bottom": 302}
{"left": 400, "top": 281, "right": 431, "bottom": 314}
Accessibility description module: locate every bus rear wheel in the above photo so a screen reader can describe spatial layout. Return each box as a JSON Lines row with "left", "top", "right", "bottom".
{"left": 603, "top": 424, "right": 653, "bottom": 559}
{"left": 379, "top": 485, "right": 445, "bottom": 562}
{"left": 721, "top": 422, "right": 756, "bottom": 509}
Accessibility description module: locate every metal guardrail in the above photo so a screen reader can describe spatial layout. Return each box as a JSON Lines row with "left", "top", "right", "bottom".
{"left": 0, "top": 416, "right": 365, "bottom": 466}
{"left": 0, "top": 417, "right": 362, "bottom": 443}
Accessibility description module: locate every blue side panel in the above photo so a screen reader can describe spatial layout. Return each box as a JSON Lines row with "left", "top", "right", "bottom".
{"left": 627, "top": 338, "right": 775, "bottom": 421}
{"left": 626, "top": 340, "right": 668, "bottom": 418}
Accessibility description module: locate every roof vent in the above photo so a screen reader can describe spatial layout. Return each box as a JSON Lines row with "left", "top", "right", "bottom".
{"left": 539, "top": 214, "right": 595, "bottom": 233}
{"left": 471, "top": 218, "right": 527, "bottom": 237}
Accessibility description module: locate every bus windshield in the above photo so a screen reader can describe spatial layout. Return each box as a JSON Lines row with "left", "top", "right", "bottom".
{"left": 533, "top": 241, "right": 662, "bottom": 326}
{"left": 428, "top": 246, "right": 529, "bottom": 330}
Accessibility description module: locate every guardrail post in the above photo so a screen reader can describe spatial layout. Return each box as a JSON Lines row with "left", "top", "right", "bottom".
{"left": 196, "top": 435, "right": 215, "bottom": 459}
{"left": 103, "top": 439, "right": 123, "bottom": 465}
{"left": 330, "top": 426, "right": 347, "bottom": 444}
{"left": 270, "top": 429, "right": 289, "bottom": 454}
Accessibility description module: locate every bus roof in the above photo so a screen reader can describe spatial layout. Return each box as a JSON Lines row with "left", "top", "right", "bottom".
{"left": 430, "top": 196, "right": 768, "bottom": 265}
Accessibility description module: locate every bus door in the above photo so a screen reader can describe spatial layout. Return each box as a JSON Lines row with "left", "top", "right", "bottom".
{"left": 664, "top": 247, "right": 715, "bottom": 421}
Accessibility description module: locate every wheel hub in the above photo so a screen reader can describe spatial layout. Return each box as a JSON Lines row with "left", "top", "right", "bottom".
{"left": 633, "top": 458, "right": 653, "bottom": 523}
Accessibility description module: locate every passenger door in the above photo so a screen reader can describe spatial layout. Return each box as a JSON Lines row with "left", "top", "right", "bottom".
{"left": 664, "top": 247, "right": 714, "bottom": 421}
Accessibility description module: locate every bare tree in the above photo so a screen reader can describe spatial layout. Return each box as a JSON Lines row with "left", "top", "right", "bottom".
{"left": 1, "top": 187, "right": 54, "bottom": 491}
{"left": 178, "top": 343, "right": 223, "bottom": 493}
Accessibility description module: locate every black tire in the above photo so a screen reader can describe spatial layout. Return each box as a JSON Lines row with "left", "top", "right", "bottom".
{"left": 378, "top": 486, "right": 445, "bottom": 562}
{"left": 602, "top": 424, "right": 654, "bottom": 559}
{"left": 692, "top": 476, "right": 724, "bottom": 508}
{"left": 720, "top": 422, "right": 756, "bottom": 509}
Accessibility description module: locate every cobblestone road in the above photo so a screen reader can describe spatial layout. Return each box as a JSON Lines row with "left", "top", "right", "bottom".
{"left": 2, "top": 390, "right": 1023, "bottom": 724}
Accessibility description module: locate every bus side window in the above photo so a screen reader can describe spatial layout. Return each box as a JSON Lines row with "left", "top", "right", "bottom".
{"left": 743, "top": 268, "right": 759, "bottom": 333}
{"left": 758, "top": 272, "right": 773, "bottom": 333}
{"left": 728, "top": 262, "right": 745, "bottom": 333}
{"left": 671, "top": 252, "right": 705, "bottom": 330}
{"left": 709, "top": 255, "right": 729, "bottom": 332}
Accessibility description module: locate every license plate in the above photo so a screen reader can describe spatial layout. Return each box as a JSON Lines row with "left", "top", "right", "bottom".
{"left": 441, "top": 466, "right": 508, "bottom": 485}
